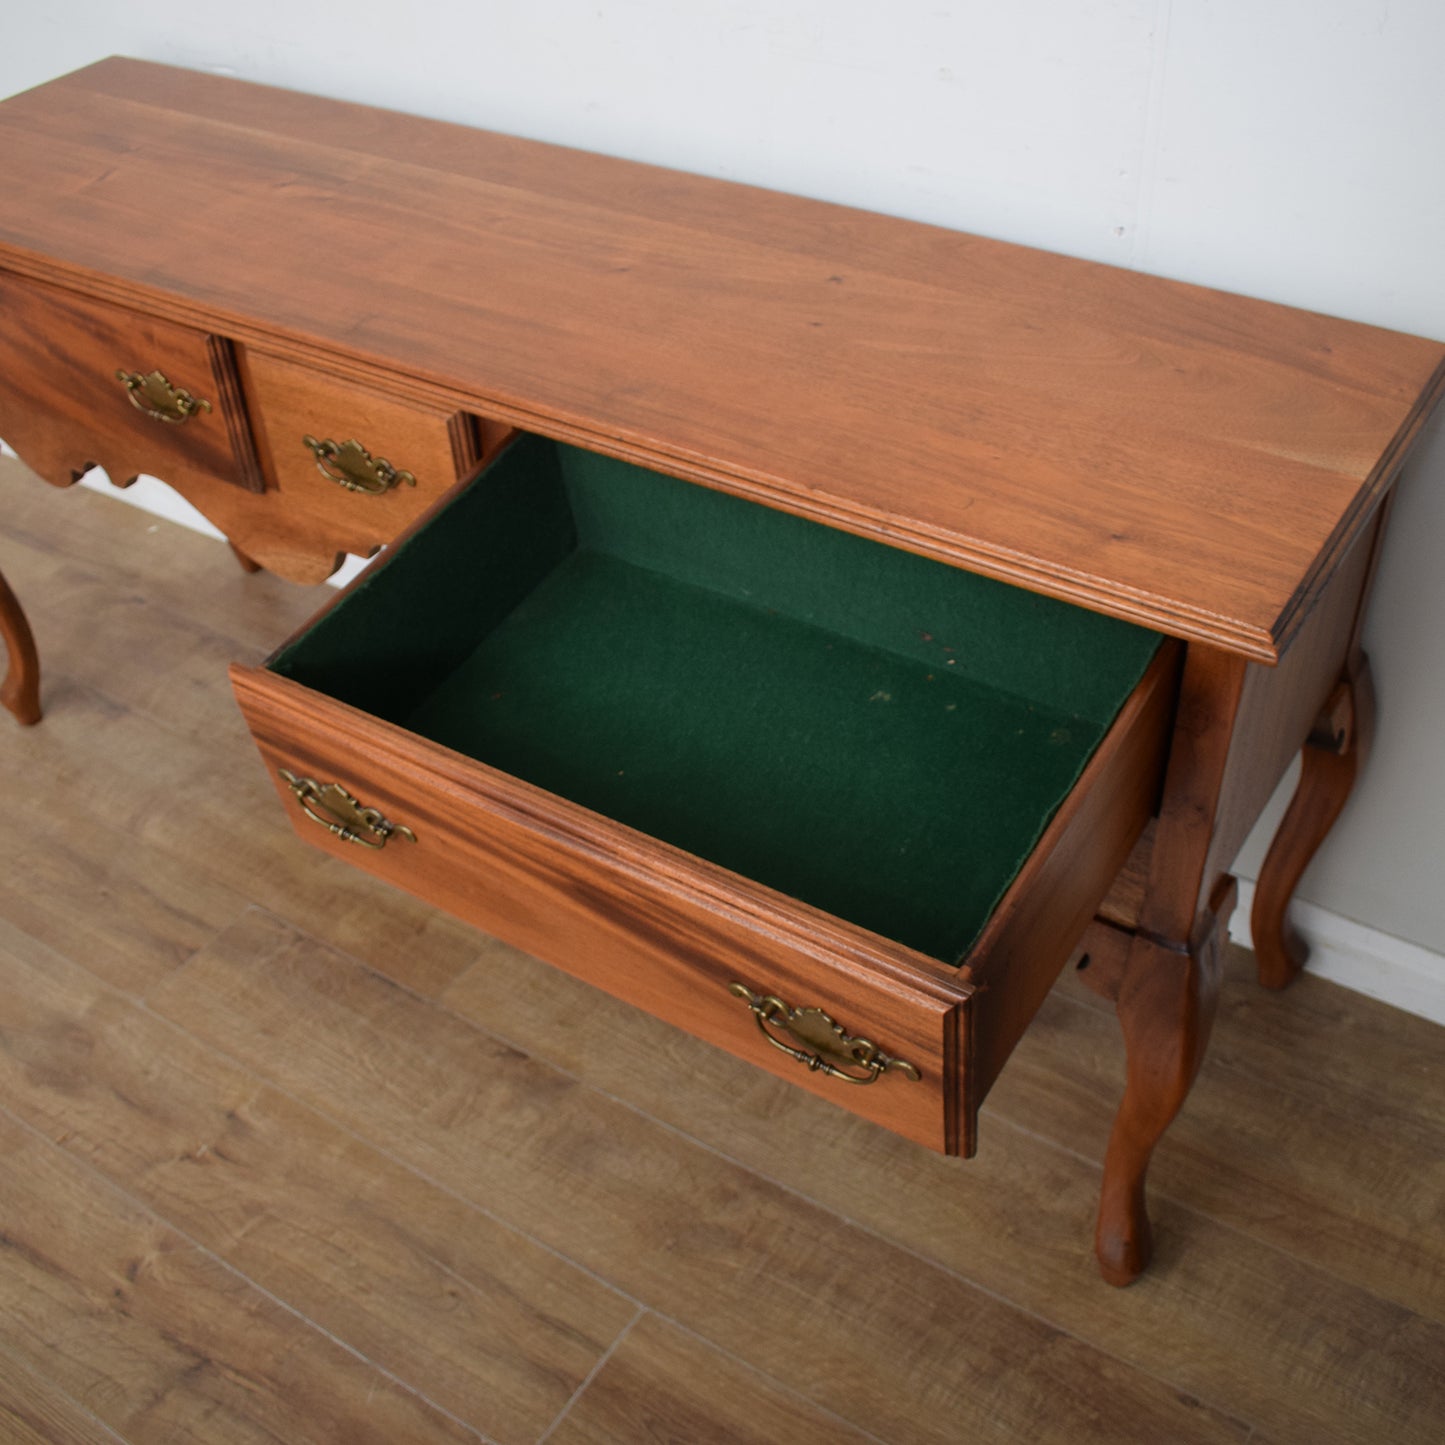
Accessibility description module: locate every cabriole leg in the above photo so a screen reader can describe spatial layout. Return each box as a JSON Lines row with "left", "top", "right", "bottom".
{"left": 1095, "top": 876, "right": 1235, "bottom": 1286}
{"left": 1250, "top": 656, "right": 1374, "bottom": 990}
{"left": 0, "top": 566, "right": 41, "bottom": 725}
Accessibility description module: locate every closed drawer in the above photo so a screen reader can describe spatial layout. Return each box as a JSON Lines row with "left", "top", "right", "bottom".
{"left": 232, "top": 434, "right": 1177, "bottom": 1153}
{"left": 241, "top": 349, "right": 495, "bottom": 564}
{"left": 0, "top": 269, "right": 260, "bottom": 492}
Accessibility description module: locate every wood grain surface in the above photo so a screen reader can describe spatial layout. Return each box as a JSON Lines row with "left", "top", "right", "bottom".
{"left": 2, "top": 463, "right": 1443, "bottom": 1442}
{"left": 231, "top": 665, "right": 968, "bottom": 1153}
{"left": 239, "top": 347, "right": 484, "bottom": 572}
{"left": 0, "top": 1108, "right": 482, "bottom": 1444}
{"left": 0, "top": 268, "right": 253, "bottom": 493}
{"left": 2, "top": 59, "right": 1442, "bottom": 657}
{"left": 0, "top": 1348, "right": 125, "bottom": 1445}
{"left": 228, "top": 628, "right": 1170, "bottom": 1157}
{"left": 446, "top": 926, "right": 1445, "bottom": 1445}
{"left": 543, "top": 1314, "right": 881, "bottom": 1445}
{"left": 149, "top": 907, "right": 1251, "bottom": 1445}
{"left": 0, "top": 920, "right": 634, "bottom": 1444}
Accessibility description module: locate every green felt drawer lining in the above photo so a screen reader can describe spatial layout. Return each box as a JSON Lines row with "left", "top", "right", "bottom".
{"left": 272, "top": 434, "right": 1162, "bottom": 963}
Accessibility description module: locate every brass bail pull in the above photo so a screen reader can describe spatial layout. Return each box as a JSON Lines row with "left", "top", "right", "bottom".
{"left": 303, "top": 435, "right": 416, "bottom": 495}
{"left": 115, "top": 368, "right": 213, "bottom": 424}
{"left": 279, "top": 769, "right": 416, "bottom": 849}
{"left": 728, "top": 982, "right": 921, "bottom": 1086}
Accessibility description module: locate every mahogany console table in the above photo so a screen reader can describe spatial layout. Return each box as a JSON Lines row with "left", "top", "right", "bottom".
{"left": 2, "top": 59, "right": 1441, "bottom": 1284}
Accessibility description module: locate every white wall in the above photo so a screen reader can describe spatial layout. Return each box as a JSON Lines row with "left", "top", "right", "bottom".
{"left": 4, "top": 2, "right": 1444, "bottom": 992}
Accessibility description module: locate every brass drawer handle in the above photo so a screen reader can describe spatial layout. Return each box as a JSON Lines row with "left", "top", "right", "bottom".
{"left": 115, "top": 368, "right": 213, "bottom": 424}
{"left": 303, "top": 435, "right": 416, "bottom": 495}
{"left": 279, "top": 769, "right": 417, "bottom": 849}
{"left": 728, "top": 982, "right": 921, "bottom": 1086}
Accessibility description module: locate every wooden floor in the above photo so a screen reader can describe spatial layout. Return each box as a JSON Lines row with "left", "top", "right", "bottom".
{"left": 1, "top": 456, "right": 1443, "bottom": 1445}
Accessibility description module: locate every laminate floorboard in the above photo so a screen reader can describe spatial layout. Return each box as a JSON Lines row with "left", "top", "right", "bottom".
{"left": 541, "top": 1314, "right": 882, "bottom": 1445}
{"left": 440, "top": 933, "right": 1445, "bottom": 1444}
{"left": 0, "top": 1343, "right": 127, "bottom": 1445}
{"left": 0, "top": 918, "right": 635, "bottom": 1445}
{"left": 2, "top": 459, "right": 1442, "bottom": 1443}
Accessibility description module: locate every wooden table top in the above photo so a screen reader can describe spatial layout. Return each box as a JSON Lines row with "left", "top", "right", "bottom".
{"left": 2, "top": 58, "right": 1441, "bottom": 660}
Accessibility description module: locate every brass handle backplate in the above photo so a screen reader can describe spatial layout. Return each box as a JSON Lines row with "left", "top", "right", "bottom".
{"left": 115, "top": 368, "right": 212, "bottom": 424}
{"left": 279, "top": 769, "right": 416, "bottom": 849}
{"left": 303, "top": 435, "right": 416, "bottom": 495}
{"left": 728, "top": 982, "right": 921, "bottom": 1086}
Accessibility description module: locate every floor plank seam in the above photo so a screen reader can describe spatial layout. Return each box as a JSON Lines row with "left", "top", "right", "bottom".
{"left": 982, "top": 1104, "right": 1445, "bottom": 1325}
{"left": 121, "top": 975, "right": 650, "bottom": 1317}
{"left": 132, "top": 917, "right": 1266, "bottom": 1436}
{"left": 0, "top": 903, "right": 250, "bottom": 1035}
{"left": 0, "top": 1100, "right": 504, "bottom": 1445}
{"left": 532, "top": 1305, "right": 643, "bottom": 1445}
{"left": 150, "top": 904, "right": 1275, "bottom": 1436}
{"left": 0, "top": 1335, "right": 131, "bottom": 1445}
{"left": 1046, "top": 982, "right": 1445, "bottom": 1128}
{"left": 3, "top": 674, "right": 245, "bottom": 780}
{"left": 509, "top": 1067, "right": 1262, "bottom": 1438}
{"left": 10, "top": 904, "right": 1424, "bottom": 1439}
{"left": 655, "top": 1313, "right": 897, "bottom": 1445}
{"left": 5, "top": 477, "right": 1442, "bottom": 1441}
{"left": 236, "top": 915, "right": 1269, "bottom": 1437}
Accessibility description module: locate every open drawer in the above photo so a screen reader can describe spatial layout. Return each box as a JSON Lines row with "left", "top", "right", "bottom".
{"left": 232, "top": 435, "right": 1178, "bottom": 1154}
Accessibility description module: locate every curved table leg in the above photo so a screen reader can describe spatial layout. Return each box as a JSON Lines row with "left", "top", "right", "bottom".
{"left": 0, "top": 566, "right": 42, "bottom": 725}
{"left": 1250, "top": 655, "right": 1374, "bottom": 990}
{"left": 1095, "top": 875, "right": 1235, "bottom": 1286}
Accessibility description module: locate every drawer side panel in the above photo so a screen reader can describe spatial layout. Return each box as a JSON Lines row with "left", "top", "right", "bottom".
{"left": 959, "top": 642, "right": 1181, "bottom": 1119}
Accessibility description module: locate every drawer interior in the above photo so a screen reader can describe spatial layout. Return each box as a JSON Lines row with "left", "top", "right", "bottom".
{"left": 270, "top": 435, "right": 1161, "bottom": 964}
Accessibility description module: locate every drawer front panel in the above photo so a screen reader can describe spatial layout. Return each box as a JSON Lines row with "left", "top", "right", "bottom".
{"left": 242, "top": 349, "right": 484, "bottom": 562}
{"left": 0, "top": 270, "right": 258, "bottom": 491}
{"left": 232, "top": 666, "right": 967, "bottom": 1152}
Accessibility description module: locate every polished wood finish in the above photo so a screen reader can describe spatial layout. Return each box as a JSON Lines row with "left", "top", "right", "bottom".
{"left": 1085, "top": 529, "right": 1388, "bottom": 1277}
{"left": 0, "top": 268, "right": 257, "bottom": 493}
{"left": 1074, "top": 917, "right": 1135, "bottom": 1001}
{"left": 238, "top": 348, "right": 488, "bottom": 580}
{"left": 1096, "top": 515, "right": 1384, "bottom": 968}
{"left": 1195, "top": 513, "right": 1382, "bottom": 912}
{"left": 1, "top": 60, "right": 1440, "bottom": 1286}
{"left": 206, "top": 335, "right": 267, "bottom": 492}
{"left": 0, "top": 262, "right": 511, "bottom": 584}
{"left": 1133, "top": 645, "right": 1251, "bottom": 943}
{"left": 1095, "top": 874, "right": 1236, "bottom": 1286}
{"left": 2, "top": 59, "right": 1443, "bottom": 656}
{"left": 3, "top": 477, "right": 1443, "bottom": 1443}
{"left": 231, "top": 636, "right": 1177, "bottom": 1157}
{"left": 231, "top": 664, "right": 968, "bottom": 1154}
{"left": 0, "top": 564, "right": 41, "bottom": 725}
{"left": 1085, "top": 643, "right": 1251, "bottom": 1282}
{"left": 1079, "top": 511, "right": 1393, "bottom": 1278}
